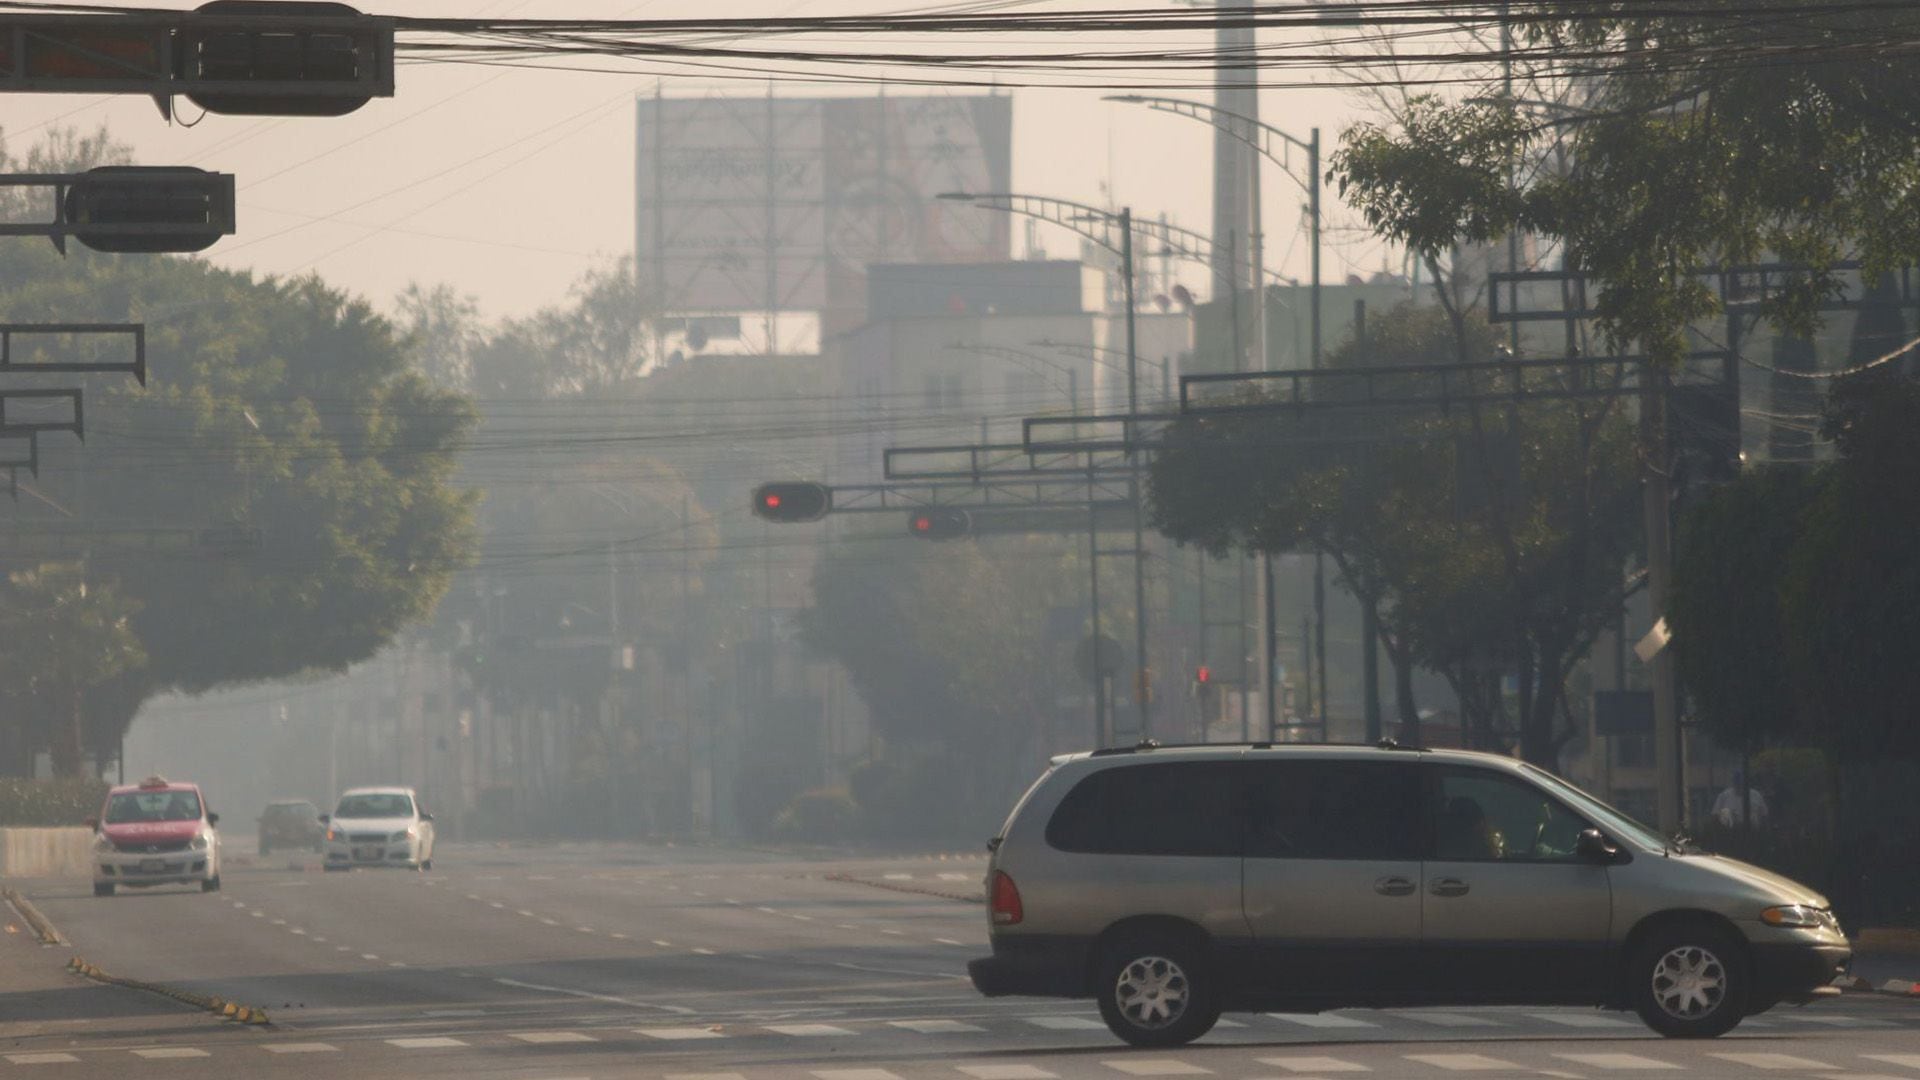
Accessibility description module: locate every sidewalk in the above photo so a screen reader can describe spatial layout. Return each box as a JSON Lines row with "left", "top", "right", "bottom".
{"left": 1848, "top": 928, "right": 1920, "bottom": 993}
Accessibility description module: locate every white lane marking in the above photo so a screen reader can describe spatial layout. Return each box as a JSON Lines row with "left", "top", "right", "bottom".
{"left": 490, "top": 902, "right": 505, "bottom": 909}
{"left": 250, "top": 911, "right": 265, "bottom": 918}
{"left": 133, "top": 1048, "right": 210, "bottom": 1059}
{"left": 724, "top": 898, "right": 741, "bottom": 904}
{"left": 231, "top": 902, "right": 246, "bottom": 909}
{"left": 1026, "top": 1016, "right": 1107, "bottom": 1030}
{"left": 529, "top": 875, "right": 555, "bottom": 881}
{"left": 691, "top": 947, "right": 717, "bottom": 955}
{"left": 311, "top": 936, "right": 326, "bottom": 942}
{"left": 652, "top": 940, "right": 675, "bottom": 947}
{"left": 576, "top": 927, "right": 596, "bottom": 934}
{"left": 1709, "top": 1053, "right": 1839, "bottom": 1071}
{"left": 888, "top": 1019, "right": 985, "bottom": 1033}
{"left": 540, "top": 918, "right": 560, "bottom": 926}
{"left": 290, "top": 928, "right": 307, "bottom": 936}
{"left": 883, "top": 873, "right": 913, "bottom": 880}
{"left": 938, "top": 872, "right": 972, "bottom": 881}
{"left": 880, "top": 929, "right": 907, "bottom": 936}
{"left": 1775, "top": 1012, "right": 1895, "bottom": 1027}
{"left": 792, "top": 914, "right": 815, "bottom": 921}
{"left": 263, "top": 1043, "right": 339, "bottom": 1054}
{"left": 1258, "top": 1057, "right": 1370, "bottom": 1073}
{"left": 665, "top": 1073, "right": 746, "bottom": 1080}
{"left": 1403, "top": 1054, "right": 1524, "bottom": 1071}
{"left": 1863, "top": 1054, "right": 1920, "bottom": 1069}
{"left": 270, "top": 918, "right": 286, "bottom": 925}
{"left": 493, "top": 977, "right": 695, "bottom": 1014}
{"left": 361, "top": 953, "right": 380, "bottom": 961}
{"left": 389, "top": 961, "right": 407, "bottom": 968}
{"left": 1392, "top": 1010, "right": 1502, "bottom": 1027}
{"left": 6, "top": 1053, "right": 80, "bottom": 1064}
{"left": 510, "top": 1032, "right": 599, "bottom": 1044}
{"left": 691, "top": 891, "right": 707, "bottom": 897}
{"left": 959, "top": 1067, "right": 1057, "bottom": 1080}
{"left": 425, "top": 1009, "right": 486, "bottom": 1018}
{"left": 1527, "top": 1011, "right": 1638, "bottom": 1029}
{"left": 1102, "top": 1060, "right": 1211, "bottom": 1077}
{"left": 764, "top": 1023, "right": 855, "bottom": 1037}
{"left": 1266, "top": 1011, "right": 1379, "bottom": 1028}
{"left": 1553, "top": 1052, "right": 1682, "bottom": 1070}
{"left": 638, "top": 1027, "right": 725, "bottom": 1040}
{"left": 935, "top": 938, "right": 966, "bottom": 946}
{"left": 837, "top": 924, "right": 859, "bottom": 930}
{"left": 812, "top": 1070, "right": 901, "bottom": 1080}
{"left": 517, "top": 909, "right": 536, "bottom": 917}
{"left": 756, "top": 906, "right": 780, "bottom": 914}
{"left": 610, "top": 932, "right": 629, "bottom": 940}
{"left": 335, "top": 945, "right": 351, "bottom": 951}
{"left": 387, "top": 1037, "right": 469, "bottom": 1049}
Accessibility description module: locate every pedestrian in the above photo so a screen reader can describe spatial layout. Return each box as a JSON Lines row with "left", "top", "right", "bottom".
{"left": 1712, "top": 769, "right": 1770, "bottom": 827}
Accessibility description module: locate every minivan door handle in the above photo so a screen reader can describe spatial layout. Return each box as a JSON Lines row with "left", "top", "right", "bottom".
{"left": 1373, "top": 876, "right": 1416, "bottom": 897}
{"left": 1429, "top": 877, "right": 1470, "bottom": 898}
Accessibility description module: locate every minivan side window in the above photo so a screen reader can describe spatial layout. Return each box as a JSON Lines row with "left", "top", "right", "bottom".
{"left": 1045, "top": 762, "right": 1243, "bottom": 857}
{"left": 1433, "top": 768, "right": 1591, "bottom": 862}
{"left": 1243, "top": 761, "right": 1422, "bottom": 860}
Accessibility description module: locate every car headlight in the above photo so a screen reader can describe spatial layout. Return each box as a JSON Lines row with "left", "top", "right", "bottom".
{"left": 191, "top": 833, "right": 210, "bottom": 850}
{"left": 93, "top": 834, "right": 114, "bottom": 853}
{"left": 1761, "top": 904, "right": 1837, "bottom": 929}
{"left": 390, "top": 829, "right": 414, "bottom": 844}
{"left": 326, "top": 827, "right": 340, "bottom": 842}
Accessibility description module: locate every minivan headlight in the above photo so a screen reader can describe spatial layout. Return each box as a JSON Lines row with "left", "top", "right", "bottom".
{"left": 191, "top": 833, "right": 210, "bottom": 850}
{"left": 1761, "top": 904, "right": 1835, "bottom": 929}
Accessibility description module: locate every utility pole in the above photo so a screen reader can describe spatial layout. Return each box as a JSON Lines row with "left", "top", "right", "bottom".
{"left": 1644, "top": 362, "right": 1682, "bottom": 835}
{"left": 1355, "top": 299, "right": 1383, "bottom": 743}
{"left": 1122, "top": 207, "right": 1152, "bottom": 741}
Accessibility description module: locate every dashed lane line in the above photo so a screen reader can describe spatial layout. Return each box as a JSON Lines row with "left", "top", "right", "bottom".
{"left": 763, "top": 1024, "right": 856, "bottom": 1037}
{"left": 1553, "top": 1051, "right": 1682, "bottom": 1070}
{"left": 888, "top": 1019, "right": 984, "bottom": 1034}
{"left": 1258, "top": 1057, "right": 1371, "bottom": 1074}
{"left": 1401, "top": 1053, "right": 1524, "bottom": 1072}
{"left": 6, "top": 1053, "right": 80, "bottom": 1064}
{"left": 638, "top": 1028, "right": 725, "bottom": 1040}
{"left": 263, "top": 1043, "right": 340, "bottom": 1054}
{"left": 1708, "top": 1052, "right": 1839, "bottom": 1070}
{"left": 1266, "top": 1012, "right": 1379, "bottom": 1029}
{"left": 132, "top": 1048, "right": 210, "bottom": 1059}
{"left": 958, "top": 1068, "right": 1058, "bottom": 1080}
{"left": 387, "top": 1037, "right": 469, "bottom": 1049}
{"left": 1101, "top": 1060, "right": 1211, "bottom": 1076}
{"left": 510, "top": 1032, "right": 600, "bottom": 1044}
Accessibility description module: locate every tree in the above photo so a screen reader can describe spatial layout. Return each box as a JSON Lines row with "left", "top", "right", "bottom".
{"left": 1670, "top": 468, "right": 1817, "bottom": 753}
{"left": 395, "top": 282, "right": 482, "bottom": 391}
{"left": 0, "top": 565, "right": 145, "bottom": 777}
{"left": 1780, "top": 374, "right": 1920, "bottom": 763}
{"left": 0, "top": 129, "right": 479, "bottom": 772}
{"left": 1150, "top": 303, "right": 1641, "bottom": 765}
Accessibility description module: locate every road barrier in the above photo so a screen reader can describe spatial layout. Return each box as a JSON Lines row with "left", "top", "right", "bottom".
{"left": 0, "top": 827, "right": 90, "bottom": 878}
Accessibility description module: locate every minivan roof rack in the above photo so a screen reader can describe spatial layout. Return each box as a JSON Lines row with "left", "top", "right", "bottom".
{"left": 1087, "top": 739, "right": 1428, "bottom": 756}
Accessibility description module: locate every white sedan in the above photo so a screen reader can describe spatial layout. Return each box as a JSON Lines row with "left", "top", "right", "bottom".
{"left": 321, "top": 786, "right": 435, "bottom": 871}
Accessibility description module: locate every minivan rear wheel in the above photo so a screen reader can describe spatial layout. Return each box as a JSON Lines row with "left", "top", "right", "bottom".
{"left": 1095, "top": 937, "right": 1220, "bottom": 1048}
{"left": 1629, "top": 923, "right": 1748, "bottom": 1038}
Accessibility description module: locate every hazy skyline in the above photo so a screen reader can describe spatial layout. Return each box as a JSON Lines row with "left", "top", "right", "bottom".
{"left": 4, "top": 1, "right": 1393, "bottom": 325}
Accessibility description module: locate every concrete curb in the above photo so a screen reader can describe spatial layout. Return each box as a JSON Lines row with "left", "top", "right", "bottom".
{"left": 1, "top": 887, "right": 66, "bottom": 946}
{"left": 67, "top": 956, "right": 271, "bottom": 1025}
{"left": 824, "top": 872, "right": 983, "bottom": 905}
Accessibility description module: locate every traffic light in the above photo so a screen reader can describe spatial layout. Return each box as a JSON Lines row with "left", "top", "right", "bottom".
{"left": 1192, "top": 664, "right": 1214, "bottom": 702}
{"left": 907, "top": 507, "right": 970, "bottom": 540}
{"left": 751, "top": 482, "right": 831, "bottom": 523}
{"left": 61, "top": 167, "right": 236, "bottom": 253}
{"left": 179, "top": 1, "right": 394, "bottom": 117}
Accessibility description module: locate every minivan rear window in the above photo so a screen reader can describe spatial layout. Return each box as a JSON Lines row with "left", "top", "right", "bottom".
{"left": 1045, "top": 762, "right": 1242, "bottom": 857}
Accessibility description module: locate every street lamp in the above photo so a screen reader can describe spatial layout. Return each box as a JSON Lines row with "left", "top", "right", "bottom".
{"left": 938, "top": 191, "right": 1154, "bottom": 744}
{"left": 1105, "top": 96, "right": 1329, "bottom": 742}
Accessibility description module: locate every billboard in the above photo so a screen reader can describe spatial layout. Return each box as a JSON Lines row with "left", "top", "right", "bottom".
{"left": 636, "top": 92, "right": 1013, "bottom": 335}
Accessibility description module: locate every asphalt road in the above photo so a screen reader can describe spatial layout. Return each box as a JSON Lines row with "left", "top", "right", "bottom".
{"left": 7, "top": 842, "right": 1920, "bottom": 1079}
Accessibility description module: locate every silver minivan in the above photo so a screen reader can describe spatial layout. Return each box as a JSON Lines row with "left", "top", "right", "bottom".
{"left": 968, "top": 742, "right": 1850, "bottom": 1046}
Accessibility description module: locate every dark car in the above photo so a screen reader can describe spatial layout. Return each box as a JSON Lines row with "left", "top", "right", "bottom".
{"left": 257, "top": 799, "right": 324, "bottom": 855}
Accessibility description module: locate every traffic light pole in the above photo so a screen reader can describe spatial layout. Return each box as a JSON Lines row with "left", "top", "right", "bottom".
{"left": 1121, "top": 208, "right": 1153, "bottom": 742}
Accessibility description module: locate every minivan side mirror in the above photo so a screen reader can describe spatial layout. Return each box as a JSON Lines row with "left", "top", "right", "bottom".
{"left": 207, "top": 812, "right": 220, "bottom": 827}
{"left": 419, "top": 811, "right": 433, "bottom": 822}
{"left": 318, "top": 813, "right": 331, "bottom": 824}
{"left": 1576, "top": 828, "right": 1623, "bottom": 863}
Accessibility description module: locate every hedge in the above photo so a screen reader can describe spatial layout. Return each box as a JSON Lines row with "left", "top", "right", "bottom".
{"left": 0, "top": 778, "right": 109, "bottom": 827}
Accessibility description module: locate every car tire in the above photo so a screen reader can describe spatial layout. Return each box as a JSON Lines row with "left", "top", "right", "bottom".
{"left": 93, "top": 882, "right": 114, "bottom": 898}
{"left": 1095, "top": 935, "right": 1221, "bottom": 1048}
{"left": 201, "top": 875, "right": 221, "bottom": 893}
{"left": 1629, "top": 922, "right": 1749, "bottom": 1038}
{"left": 421, "top": 858, "right": 432, "bottom": 872}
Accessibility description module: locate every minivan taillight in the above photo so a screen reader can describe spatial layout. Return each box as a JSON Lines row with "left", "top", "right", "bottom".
{"left": 990, "top": 870, "right": 1023, "bottom": 925}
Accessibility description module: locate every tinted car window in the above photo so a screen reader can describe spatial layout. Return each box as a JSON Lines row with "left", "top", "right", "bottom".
{"left": 1046, "top": 762, "right": 1243, "bottom": 857}
{"left": 335, "top": 793, "right": 415, "bottom": 818}
{"left": 1433, "top": 768, "right": 1591, "bottom": 862}
{"left": 106, "top": 790, "right": 202, "bottom": 823}
{"left": 1244, "top": 761, "right": 1422, "bottom": 860}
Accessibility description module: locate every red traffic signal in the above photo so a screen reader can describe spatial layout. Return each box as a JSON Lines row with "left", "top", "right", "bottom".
{"left": 752, "top": 482, "right": 830, "bottom": 523}
{"left": 61, "top": 167, "right": 236, "bottom": 254}
{"left": 1195, "top": 665, "right": 1211, "bottom": 684}
{"left": 907, "top": 507, "right": 970, "bottom": 540}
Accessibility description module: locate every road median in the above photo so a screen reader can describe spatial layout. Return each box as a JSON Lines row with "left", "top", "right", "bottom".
{"left": 66, "top": 956, "right": 272, "bottom": 1025}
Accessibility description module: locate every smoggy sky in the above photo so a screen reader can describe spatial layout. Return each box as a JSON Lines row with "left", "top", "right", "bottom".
{"left": 3, "top": 1, "right": 1400, "bottom": 323}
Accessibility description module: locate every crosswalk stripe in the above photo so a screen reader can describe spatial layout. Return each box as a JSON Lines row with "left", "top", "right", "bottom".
{"left": 1553, "top": 1052, "right": 1682, "bottom": 1070}
{"left": 1026, "top": 1016, "right": 1107, "bottom": 1030}
{"left": 1403, "top": 1053, "right": 1524, "bottom": 1071}
{"left": 1267, "top": 1011, "right": 1379, "bottom": 1028}
{"left": 1258, "top": 1057, "right": 1370, "bottom": 1073}
{"left": 6, "top": 1053, "right": 80, "bottom": 1064}
{"left": 1774, "top": 1012, "right": 1896, "bottom": 1027}
{"left": 387, "top": 1037, "right": 469, "bottom": 1049}
{"left": 889, "top": 1020, "right": 985, "bottom": 1034}
{"left": 1708, "top": 1052, "right": 1838, "bottom": 1070}
{"left": 1527, "top": 1011, "right": 1638, "bottom": 1029}
{"left": 264, "top": 1043, "right": 339, "bottom": 1054}
{"left": 1102, "top": 1060, "right": 1211, "bottom": 1076}
{"left": 666, "top": 1074, "right": 747, "bottom": 1080}
{"left": 811, "top": 1070, "right": 901, "bottom": 1080}
{"left": 764, "top": 1024, "right": 855, "bottom": 1037}
{"left": 1863, "top": 1054, "right": 1920, "bottom": 1069}
{"left": 510, "top": 1032, "right": 598, "bottom": 1044}
{"left": 637, "top": 1027, "right": 725, "bottom": 1040}
{"left": 1392, "top": 1010, "right": 1503, "bottom": 1027}
{"left": 132, "top": 1048, "right": 210, "bottom": 1059}
{"left": 958, "top": 1067, "right": 1058, "bottom": 1080}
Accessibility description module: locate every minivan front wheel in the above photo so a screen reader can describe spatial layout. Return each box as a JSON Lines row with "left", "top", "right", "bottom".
{"left": 1629, "top": 924, "right": 1748, "bottom": 1038}
{"left": 1096, "top": 938, "right": 1219, "bottom": 1048}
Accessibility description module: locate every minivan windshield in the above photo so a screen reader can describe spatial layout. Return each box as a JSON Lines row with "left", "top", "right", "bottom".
{"left": 1519, "top": 763, "right": 1670, "bottom": 851}
{"left": 335, "top": 793, "right": 414, "bottom": 819}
